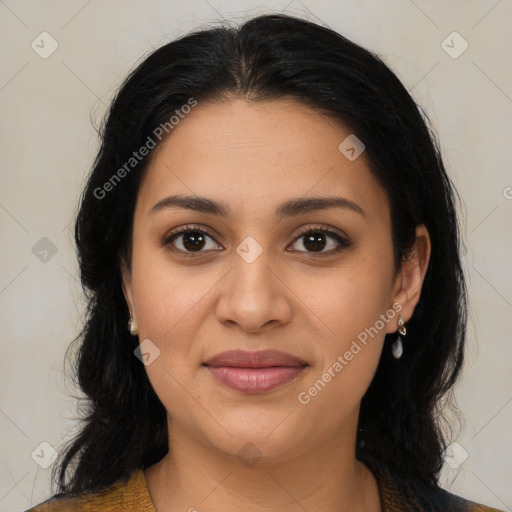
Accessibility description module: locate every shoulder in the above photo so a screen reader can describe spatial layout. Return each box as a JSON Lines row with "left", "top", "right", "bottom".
{"left": 373, "top": 464, "right": 503, "bottom": 512}
{"left": 418, "top": 486, "right": 504, "bottom": 512}
{"left": 24, "top": 469, "right": 155, "bottom": 512}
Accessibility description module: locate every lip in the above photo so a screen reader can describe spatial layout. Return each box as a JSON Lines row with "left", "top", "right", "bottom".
{"left": 204, "top": 350, "right": 308, "bottom": 393}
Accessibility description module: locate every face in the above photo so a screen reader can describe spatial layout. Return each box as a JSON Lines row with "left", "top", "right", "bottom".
{"left": 122, "top": 97, "right": 426, "bottom": 463}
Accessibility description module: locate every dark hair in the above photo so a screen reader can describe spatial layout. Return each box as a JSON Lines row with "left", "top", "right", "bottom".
{"left": 54, "top": 13, "right": 467, "bottom": 494}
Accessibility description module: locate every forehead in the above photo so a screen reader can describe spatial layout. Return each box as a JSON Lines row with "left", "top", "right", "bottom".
{"left": 136, "top": 98, "right": 389, "bottom": 222}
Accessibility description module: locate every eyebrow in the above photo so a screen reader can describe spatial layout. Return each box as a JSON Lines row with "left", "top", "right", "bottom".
{"left": 149, "top": 194, "right": 366, "bottom": 219}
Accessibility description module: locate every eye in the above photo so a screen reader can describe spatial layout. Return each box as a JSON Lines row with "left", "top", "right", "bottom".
{"left": 163, "top": 225, "right": 222, "bottom": 256}
{"left": 288, "top": 226, "right": 350, "bottom": 256}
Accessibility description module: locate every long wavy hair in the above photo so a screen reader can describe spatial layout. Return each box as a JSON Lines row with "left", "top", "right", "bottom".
{"left": 53, "top": 13, "right": 467, "bottom": 495}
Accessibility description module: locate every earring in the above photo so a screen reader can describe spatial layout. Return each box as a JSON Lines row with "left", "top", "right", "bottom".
{"left": 391, "top": 315, "right": 406, "bottom": 359}
{"left": 128, "top": 317, "right": 138, "bottom": 336}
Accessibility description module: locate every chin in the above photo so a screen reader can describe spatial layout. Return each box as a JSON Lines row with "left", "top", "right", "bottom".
{"left": 198, "top": 407, "right": 311, "bottom": 462}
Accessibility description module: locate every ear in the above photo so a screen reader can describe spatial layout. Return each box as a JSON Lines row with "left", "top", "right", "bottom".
{"left": 120, "top": 257, "right": 136, "bottom": 322}
{"left": 386, "top": 224, "right": 431, "bottom": 333}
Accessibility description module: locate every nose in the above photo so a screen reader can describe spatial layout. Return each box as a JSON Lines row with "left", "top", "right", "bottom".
{"left": 215, "top": 248, "right": 293, "bottom": 334}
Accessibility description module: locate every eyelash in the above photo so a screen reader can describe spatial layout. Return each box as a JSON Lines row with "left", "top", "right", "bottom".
{"left": 162, "top": 224, "right": 350, "bottom": 258}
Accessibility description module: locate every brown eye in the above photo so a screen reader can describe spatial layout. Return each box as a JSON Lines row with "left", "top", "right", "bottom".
{"left": 163, "top": 226, "right": 222, "bottom": 255}
{"left": 179, "top": 231, "right": 207, "bottom": 252}
{"left": 289, "top": 228, "right": 350, "bottom": 256}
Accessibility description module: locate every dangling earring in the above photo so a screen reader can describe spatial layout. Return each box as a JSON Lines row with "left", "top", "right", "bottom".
{"left": 391, "top": 315, "right": 406, "bottom": 359}
{"left": 128, "top": 317, "right": 138, "bottom": 336}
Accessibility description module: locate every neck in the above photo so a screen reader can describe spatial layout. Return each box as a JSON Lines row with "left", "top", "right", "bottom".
{"left": 145, "top": 422, "right": 381, "bottom": 512}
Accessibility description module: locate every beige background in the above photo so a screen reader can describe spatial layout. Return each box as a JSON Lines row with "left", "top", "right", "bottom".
{"left": 1, "top": 1, "right": 511, "bottom": 510}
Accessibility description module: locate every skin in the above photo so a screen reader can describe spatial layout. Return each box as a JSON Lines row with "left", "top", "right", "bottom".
{"left": 121, "top": 97, "right": 431, "bottom": 512}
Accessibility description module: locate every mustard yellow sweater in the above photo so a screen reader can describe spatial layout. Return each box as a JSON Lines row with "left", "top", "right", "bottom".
{"left": 25, "top": 467, "right": 503, "bottom": 511}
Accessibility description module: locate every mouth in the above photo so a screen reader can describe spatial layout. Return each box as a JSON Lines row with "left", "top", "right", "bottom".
{"left": 203, "top": 350, "right": 309, "bottom": 393}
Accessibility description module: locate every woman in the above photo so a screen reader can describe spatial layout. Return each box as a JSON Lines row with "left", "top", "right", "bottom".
{"left": 26, "top": 13, "right": 502, "bottom": 512}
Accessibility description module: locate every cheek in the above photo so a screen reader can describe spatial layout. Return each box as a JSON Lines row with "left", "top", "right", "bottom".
{"left": 131, "top": 244, "right": 211, "bottom": 340}
{"left": 296, "top": 278, "right": 388, "bottom": 418}
{"left": 292, "top": 262, "right": 393, "bottom": 406}
{"left": 293, "top": 259, "right": 394, "bottom": 345}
